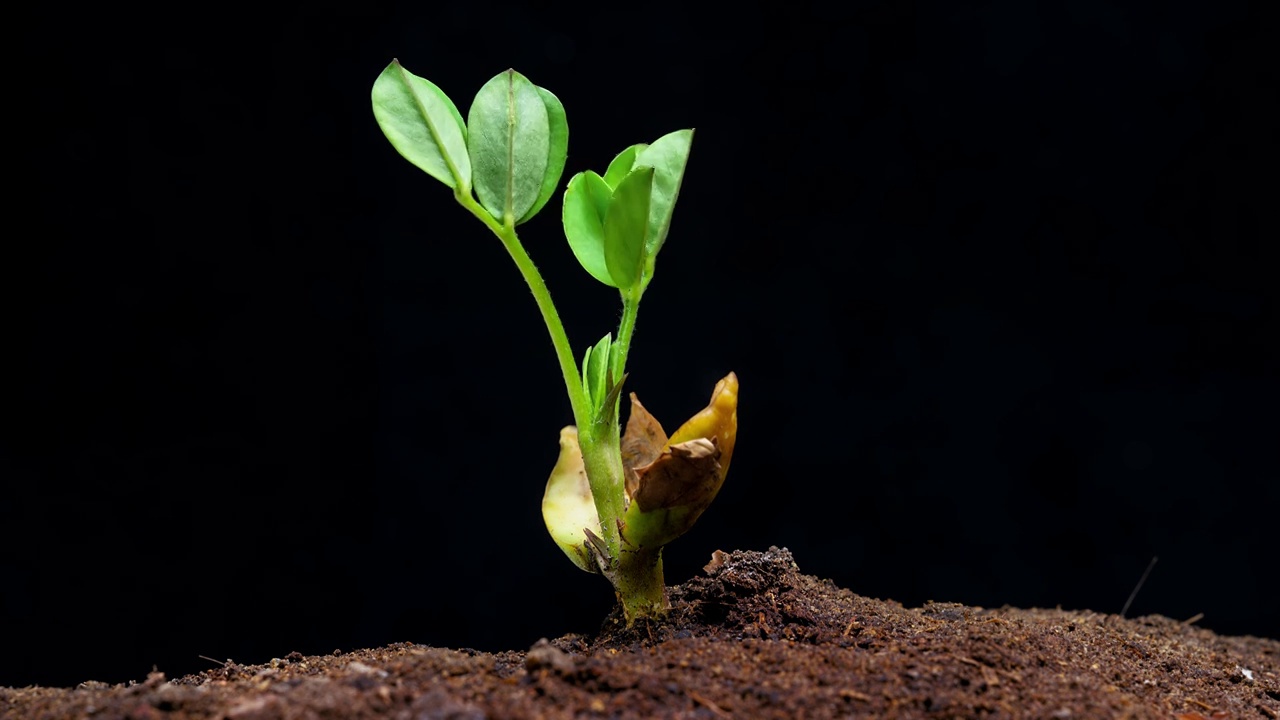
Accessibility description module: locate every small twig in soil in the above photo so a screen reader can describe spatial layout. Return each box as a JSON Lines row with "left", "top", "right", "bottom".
{"left": 1186, "top": 697, "right": 1215, "bottom": 712}
{"left": 757, "top": 612, "right": 772, "bottom": 636}
{"left": 1182, "top": 612, "right": 1205, "bottom": 625}
{"left": 842, "top": 616, "right": 860, "bottom": 637}
{"left": 1121, "top": 555, "right": 1158, "bottom": 618}
{"left": 690, "top": 691, "right": 732, "bottom": 718}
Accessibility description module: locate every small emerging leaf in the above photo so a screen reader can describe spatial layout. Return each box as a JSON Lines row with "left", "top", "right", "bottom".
{"left": 580, "top": 343, "right": 594, "bottom": 409}
{"left": 597, "top": 371, "right": 628, "bottom": 428}
{"left": 585, "top": 333, "right": 612, "bottom": 416}
{"left": 518, "top": 87, "right": 569, "bottom": 225}
{"left": 603, "top": 143, "right": 647, "bottom": 190}
{"left": 468, "top": 70, "right": 550, "bottom": 224}
{"left": 562, "top": 171, "right": 617, "bottom": 287}
{"left": 371, "top": 60, "right": 471, "bottom": 190}
{"left": 604, "top": 167, "right": 655, "bottom": 291}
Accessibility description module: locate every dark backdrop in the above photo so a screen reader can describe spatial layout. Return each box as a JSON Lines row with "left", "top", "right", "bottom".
{"left": 4, "top": 0, "right": 1276, "bottom": 688}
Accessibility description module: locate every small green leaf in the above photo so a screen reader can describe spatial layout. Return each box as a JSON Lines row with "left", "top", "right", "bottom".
{"left": 602, "top": 143, "right": 647, "bottom": 190}
{"left": 597, "top": 370, "right": 628, "bottom": 427}
{"left": 371, "top": 60, "right": 471, "bottom": 190}
{"left": 634, "top": 129, "right": 694, "bottom": 289}
{"left": 604, "top": 167, "right": 655, "bottom": 291}
{"left": 562, "top": 171, "right": 617, "bottom": 287}
{"left": 607, "top": 340, "right": 624, "bottom": 386}
{"left": 468, "top": 69, "right": 550, "bottom": 224}
{"left": 585, "top": 333, "right": 612, "bottom": 416}
{"left": 518, "top": 87, "right": 569, "bottom": 225}
{"left": 580, "top": 343, "right": 595, "bottom": 409}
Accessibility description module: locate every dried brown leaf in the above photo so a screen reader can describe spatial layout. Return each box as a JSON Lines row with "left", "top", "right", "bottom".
{"left": 621, "top": 393, "right": 667, "bottom": 499}
{"left": 631, "top": 438, "right": 721, "bottom": 512}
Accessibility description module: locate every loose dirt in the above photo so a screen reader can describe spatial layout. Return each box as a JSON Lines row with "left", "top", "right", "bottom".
{"left": 4, "top": 547, "right": 1276, "bottom": 719}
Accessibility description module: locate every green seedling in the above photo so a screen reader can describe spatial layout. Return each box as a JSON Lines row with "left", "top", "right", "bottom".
{"left": 371, "top": 61, "right": 738, "bottom": 624}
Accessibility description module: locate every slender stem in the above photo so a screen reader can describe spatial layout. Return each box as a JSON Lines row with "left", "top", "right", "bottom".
{"left": 454, "top": 191, "right": 623, "bottom": 556}
{"left": 455, "top": 196, "right": 673, "bottom": 623}
{"left": 454, "top": 192, "right": 590, "bottom": 430}
{"left": 609, "top": 288, "right": 642, "bottom": 395}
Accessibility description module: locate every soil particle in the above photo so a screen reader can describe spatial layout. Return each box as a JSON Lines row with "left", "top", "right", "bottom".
{"left": 3, "top": 547, "right": 1277, "bottom": 719}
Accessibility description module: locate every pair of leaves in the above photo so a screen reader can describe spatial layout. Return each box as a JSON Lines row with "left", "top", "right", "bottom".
{"left": 371, "top": 60, "right": 567, "bottom": 225}
{"left": 562, "top": 130, "right": 694, "bottom": 293}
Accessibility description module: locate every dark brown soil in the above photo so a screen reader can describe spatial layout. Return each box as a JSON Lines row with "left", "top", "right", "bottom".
{"left": 4, "top": 548, "right": 1277, "bottom": 719}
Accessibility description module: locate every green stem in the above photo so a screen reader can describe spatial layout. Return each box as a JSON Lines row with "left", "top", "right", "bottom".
{"left": 589, "top": 289, "right": 642, "bottom": 561}
{"left": 455, "top": 191, "right": 623, "bottom": 557}
{"left": 456, "top": 192, "right": 588, "bottom": 423}
{"left": 579, "top": 423, "right": 625, "bottom": 558}
{"left": 453, "top": 193, "right": 663, "bottom": 611}
{"left": 610, "top": 288, "right": 642, "bottom": 389}
{"left": 613, "top": 546, "right": 667, "bottom": 623}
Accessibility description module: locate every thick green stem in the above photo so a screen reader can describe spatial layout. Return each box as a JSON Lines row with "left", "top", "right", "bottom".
{"left": 590, "top": 288, "right": 642, "bottom": 562}
{"left": 612, "top": 546, "right": 668, "bottom": 623}
{"left": 579, "top": 424, "right": 625, "bottom": 558}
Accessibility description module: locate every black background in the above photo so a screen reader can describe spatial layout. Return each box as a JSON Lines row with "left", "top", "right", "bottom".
{"left": 4, "top": 0, "right": 1276, "bottom": 689}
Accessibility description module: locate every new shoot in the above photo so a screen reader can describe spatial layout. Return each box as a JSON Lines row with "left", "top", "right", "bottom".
{"left": 371, "top": 61, "right": 738, "bottom": 624}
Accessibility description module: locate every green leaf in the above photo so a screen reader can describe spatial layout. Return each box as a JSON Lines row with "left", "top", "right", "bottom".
{"left": 585, "top": 333, "right": 612, "bottom": 415}
{"left": 597, "top": 370, "right": 627, "bottom": 427}
{"left": 607, "top": 340, "right": 623, "bottom": 385}
{"left": 467, "top": 69, "right": 550, "bottom": 224}
{"left": 580, "top": 343, "right": 595, "bottom": 410}
{"left": 562, "top": 171, "right": 617, "bottom": 287}
{"left": 634, "top": 129, "right": 694, "bottom": 289}
{"left": 602, "top": 143, "right": 647, "bottom": 190}
{"left": 371, "top": 60, "right": 471, "bottom": 190}
{"left": 518, "top": 87, "right": 569, "bottom": 225}
{"left": 604, "top": 167, "right": 655, "bottom": 291}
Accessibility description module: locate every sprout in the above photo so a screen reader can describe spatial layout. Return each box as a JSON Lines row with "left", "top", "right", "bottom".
{"left": 372, "top": 61, "right": 737, "bottom": 624}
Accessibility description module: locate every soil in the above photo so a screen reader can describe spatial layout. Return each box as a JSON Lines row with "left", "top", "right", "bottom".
{"left": 4, "top": 547, "right": 1277, "bottom": 719}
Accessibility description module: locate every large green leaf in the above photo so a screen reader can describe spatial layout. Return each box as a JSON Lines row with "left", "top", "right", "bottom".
{"left": 634, "top": 129, "right": 694, "bottom": 288}
{"left": 371, "top": 60, "right": 470, "bottom": 190}
{"left": 604, "top": 166, "right": 655, "bottom": 291}
{"left": 518, "top": 87, "right": 568, "bottom": 225}
{"left": 602, "top": 143, "right": 647, "bottom": 190}
{"left": 562, "top": 171, "right": 617, "bottom": 287}
{"left": 467, "top": 70, "right": 550, "bottom": 224}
